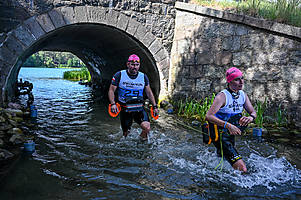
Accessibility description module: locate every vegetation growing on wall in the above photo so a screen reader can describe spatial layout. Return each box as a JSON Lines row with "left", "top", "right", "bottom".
{"left": 192, "top": 0, "right": 301, "bottom": 27}
{"left": 23, "top": 51, "right": 86, "bottom": 68}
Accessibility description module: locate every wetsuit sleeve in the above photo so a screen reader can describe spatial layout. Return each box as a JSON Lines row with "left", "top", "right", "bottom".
{"left": 111, "top": 71, "right": 121, "bottom": 86}
{"left": 144, "top": 74, "right": 149, "bottom": 86}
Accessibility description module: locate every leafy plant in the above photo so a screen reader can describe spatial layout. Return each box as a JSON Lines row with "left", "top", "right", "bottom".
{"left": 255, "top": 97, "right": 267, "bottom": 128}
{"left": 173, "top": 93, "right": 215, "bottom": 124}
{"left": 63, "top": 67, "right": 91, "bottom": 81}
{"left": 276, "top": 104, "right": 287, "bottom": 127}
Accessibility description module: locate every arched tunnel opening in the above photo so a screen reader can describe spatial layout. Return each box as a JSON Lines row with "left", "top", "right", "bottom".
{"left": 4, "top": 23, "right": 161, "bottom": 104}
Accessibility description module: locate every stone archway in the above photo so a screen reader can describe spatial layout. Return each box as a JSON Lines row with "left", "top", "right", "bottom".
{"left": 0, "top": 6, "right": 170, "bottom": 105}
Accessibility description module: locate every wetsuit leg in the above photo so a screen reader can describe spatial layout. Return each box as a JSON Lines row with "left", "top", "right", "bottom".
{"left": 213, "top": 134, "right": 242, "bottom": 166}
{"left": 133, "top": 109, "right": 150, "bottom": 125}
{"left": 120, "top": 111, "right": 133, "bottom": 132}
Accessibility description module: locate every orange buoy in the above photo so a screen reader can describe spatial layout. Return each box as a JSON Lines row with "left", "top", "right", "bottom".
{"left": 151, "top": 106, "right": 159, "bottom": 120}
{"left": 108, "top": 103, "right": 121, "bottom": 117}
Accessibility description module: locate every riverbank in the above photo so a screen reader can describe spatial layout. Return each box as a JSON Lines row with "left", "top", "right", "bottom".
{"left": 0, "top": 103, "right": 36, "bottom": 180}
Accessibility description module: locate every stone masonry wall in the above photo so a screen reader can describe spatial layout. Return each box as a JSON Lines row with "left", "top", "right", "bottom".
{"left": 0, "top": 0, "right": 178, "bottom": 52}
{"left": 170, "top": 2, "right": 301, "bottom": 127}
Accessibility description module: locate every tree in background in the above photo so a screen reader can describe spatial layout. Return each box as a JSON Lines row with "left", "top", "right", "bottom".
{"left": 23, "top": 51, "right": 85, "bottom": 68}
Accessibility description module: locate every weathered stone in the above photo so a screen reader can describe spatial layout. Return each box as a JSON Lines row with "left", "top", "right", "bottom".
{"left": 195, "top": 52, "right": 213, "bottom": 65}
{"left": 196, "top": 79, "right": 211, "bottom": 91}
{"left": 87, "top": 7, "right": 107, "bottom": 24}
{"left": 59, "top": 6, "right": 76, "bottom": 24}
{"left": 36, "top": 13, "right": 56, "bottom": 33}
{"left": 126, "top": 18, "right": 140, "bottom": 36}
{"left": 268, "top": 51, "right": 288, "bottom": 65}
{"left": 9, "top": 133, "right": 24, "bottom": 144}
{"left": 134, "top": 24, "right": 148, "bottom": 41}
{"left": 116, "top": 13, "right": 129, "bottom": 31}
{"left": 223, "top": 12, "right": 244, "bottom": 23}
{"left": 8, "top": 119, "right": 18, "bottom": 127}
{"left": 7, "top": 128, "right": 23, "bottom": 135}
{"left": 106, "top": 10, "right": 119, "bottom": 26}
{"left": 0, "top": 116, "right": 5, "bottom": 123}
{"left": 232, "top": 51, "right": 252, "bottom": 66}
{"left": 215, "top": 51, "right": 232, "bottom": 66}
{"left": 3, "top": 33, "right": 25, "bottom": 56}
{"left": 0, "top": 149, "right": 14, "bottom": 160}
{"left": 74, "top": 6, "right": 89, "bottom": 23}
{"left": 154, "top": 48, "right": 168, "bottom": 62}
{"left": 0, "top": 123, "right": 12, "bottom": 131}
{"left": 24, "top": 16, "right": 46, "bottom": 40}
{"left": 149, "top": 38, "right": 162, "bottom": 55}
{"left": 4, "top": 108, "right": 23, "bottom": 117}
{"left": 48, "top": 9, "right": 66, "bottom": 28}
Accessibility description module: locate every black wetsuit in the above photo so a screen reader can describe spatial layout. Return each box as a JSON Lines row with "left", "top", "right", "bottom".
{"left": 111, "top": 70, "right": 150, "bottom": 132}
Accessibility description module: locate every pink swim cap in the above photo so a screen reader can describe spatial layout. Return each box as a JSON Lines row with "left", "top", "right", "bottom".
{"left": 128, "top": 54, "right": 140, "bottom": 62}
{"left": 226, "top": 67, "right": 243, "bottom": 83}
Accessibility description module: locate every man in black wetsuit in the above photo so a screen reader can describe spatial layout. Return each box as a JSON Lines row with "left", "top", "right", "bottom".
{"left": 205, "top": 67, "right": 257, "bottom": 172}
{"left": 108, "top": 54, "right": 158, "bottom": 140}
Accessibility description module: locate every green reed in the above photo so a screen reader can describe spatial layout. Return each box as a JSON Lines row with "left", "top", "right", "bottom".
{"left": 255, "top": 97, "right": 267, "bottom": 128}
{"left": 63, "top": 67, "right": 91, "bottom": 81}
{"left": 276, "top": 104, "right": 287, "bottom": 127}
{"left": 173, "top": 93, "right": 215, "bottom": 123}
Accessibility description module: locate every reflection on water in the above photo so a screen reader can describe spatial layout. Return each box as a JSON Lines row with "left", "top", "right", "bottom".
{"left": 0, "top": 67, "right": 300, "bottom": 199}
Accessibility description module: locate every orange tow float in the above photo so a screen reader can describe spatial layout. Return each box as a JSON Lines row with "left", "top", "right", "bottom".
{"left": 108, "top": 103, "right": 121, "bottom": 117}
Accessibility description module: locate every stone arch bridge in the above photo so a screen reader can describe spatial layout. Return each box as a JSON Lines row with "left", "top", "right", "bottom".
{"left": 1, "top": 1, "right": 301, "bottom": 127}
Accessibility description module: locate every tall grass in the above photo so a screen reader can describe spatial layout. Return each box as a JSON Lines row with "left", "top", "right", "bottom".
{"left": 173, "top": 93, "right": 215, "bottom": 123}
{"left": 276, "top": 104, "right": 287, "bottom": 127}
{"left": 255, "top": 97, "right": 267, "bottom": 128}
{"left": 63, "top": 67, "right": 91, "bottom": 81}
{"left": 193, "top": 0, "right": 301, "bottom": 27}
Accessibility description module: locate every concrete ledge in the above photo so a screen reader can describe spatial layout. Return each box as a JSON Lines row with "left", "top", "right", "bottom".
{"left": 175, "top": 2, "right": 301, "bottom": 39}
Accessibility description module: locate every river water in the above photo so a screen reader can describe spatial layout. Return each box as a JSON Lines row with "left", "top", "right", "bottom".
{"left": 1, "top": 67, "right": 301, "bottom": 199}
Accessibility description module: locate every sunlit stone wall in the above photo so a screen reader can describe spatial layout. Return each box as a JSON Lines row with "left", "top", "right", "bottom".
{"left": 170, "top": 2, "right": 301, "bottom": 127}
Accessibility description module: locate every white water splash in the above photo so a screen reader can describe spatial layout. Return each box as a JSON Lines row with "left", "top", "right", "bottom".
{"left": 169, "top": 146, "right": 301, "bottom": 191}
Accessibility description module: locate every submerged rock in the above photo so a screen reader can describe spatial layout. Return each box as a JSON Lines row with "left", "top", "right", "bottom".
{"left": 0, "top": 149, "right": 14, "bottom": 160}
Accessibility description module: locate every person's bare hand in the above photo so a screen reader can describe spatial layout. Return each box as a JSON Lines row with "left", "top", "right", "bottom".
{"left": 239, "top": 116, "right": 253, "bottom": 127}
{"left": 153, "top": 108, "right": 159, "bottom": 116}
{"left": 111, "top": 104, "right": 118, "bottom": 113}
{"left": 228, "top": 123, "right": 241, "bottom": 135}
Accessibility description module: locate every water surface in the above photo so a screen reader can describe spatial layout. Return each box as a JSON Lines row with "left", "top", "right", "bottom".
{"left": 0, "top": 67, "right": 300, "bottom": 199}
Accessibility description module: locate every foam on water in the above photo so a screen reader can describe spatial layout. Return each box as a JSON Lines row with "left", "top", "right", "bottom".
{"left": 168, "top": 143, "right": 301, "bottom": 191}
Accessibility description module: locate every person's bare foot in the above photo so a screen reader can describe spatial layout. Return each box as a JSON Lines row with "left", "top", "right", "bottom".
{"left": 123, "top": 130, "right": 129, "bottom": 138}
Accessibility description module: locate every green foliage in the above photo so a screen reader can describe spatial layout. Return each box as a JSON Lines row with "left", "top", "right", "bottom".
{"left": 194, "top": 0, "right": 301, "bottom": 27}
{"left": 275, "top": 104, "right": 287, "bottom": 127}
{"left": 255, "top": 97, "right": 267, "bottom": 128}
{"left": 63, "top": 67, "right": 91, "bottom": 81}
{"left": 23, "top": 51, "right": 86, "bottom": 68}
{"left": 173, "top": 93, "right": 215, "bottom": 123}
